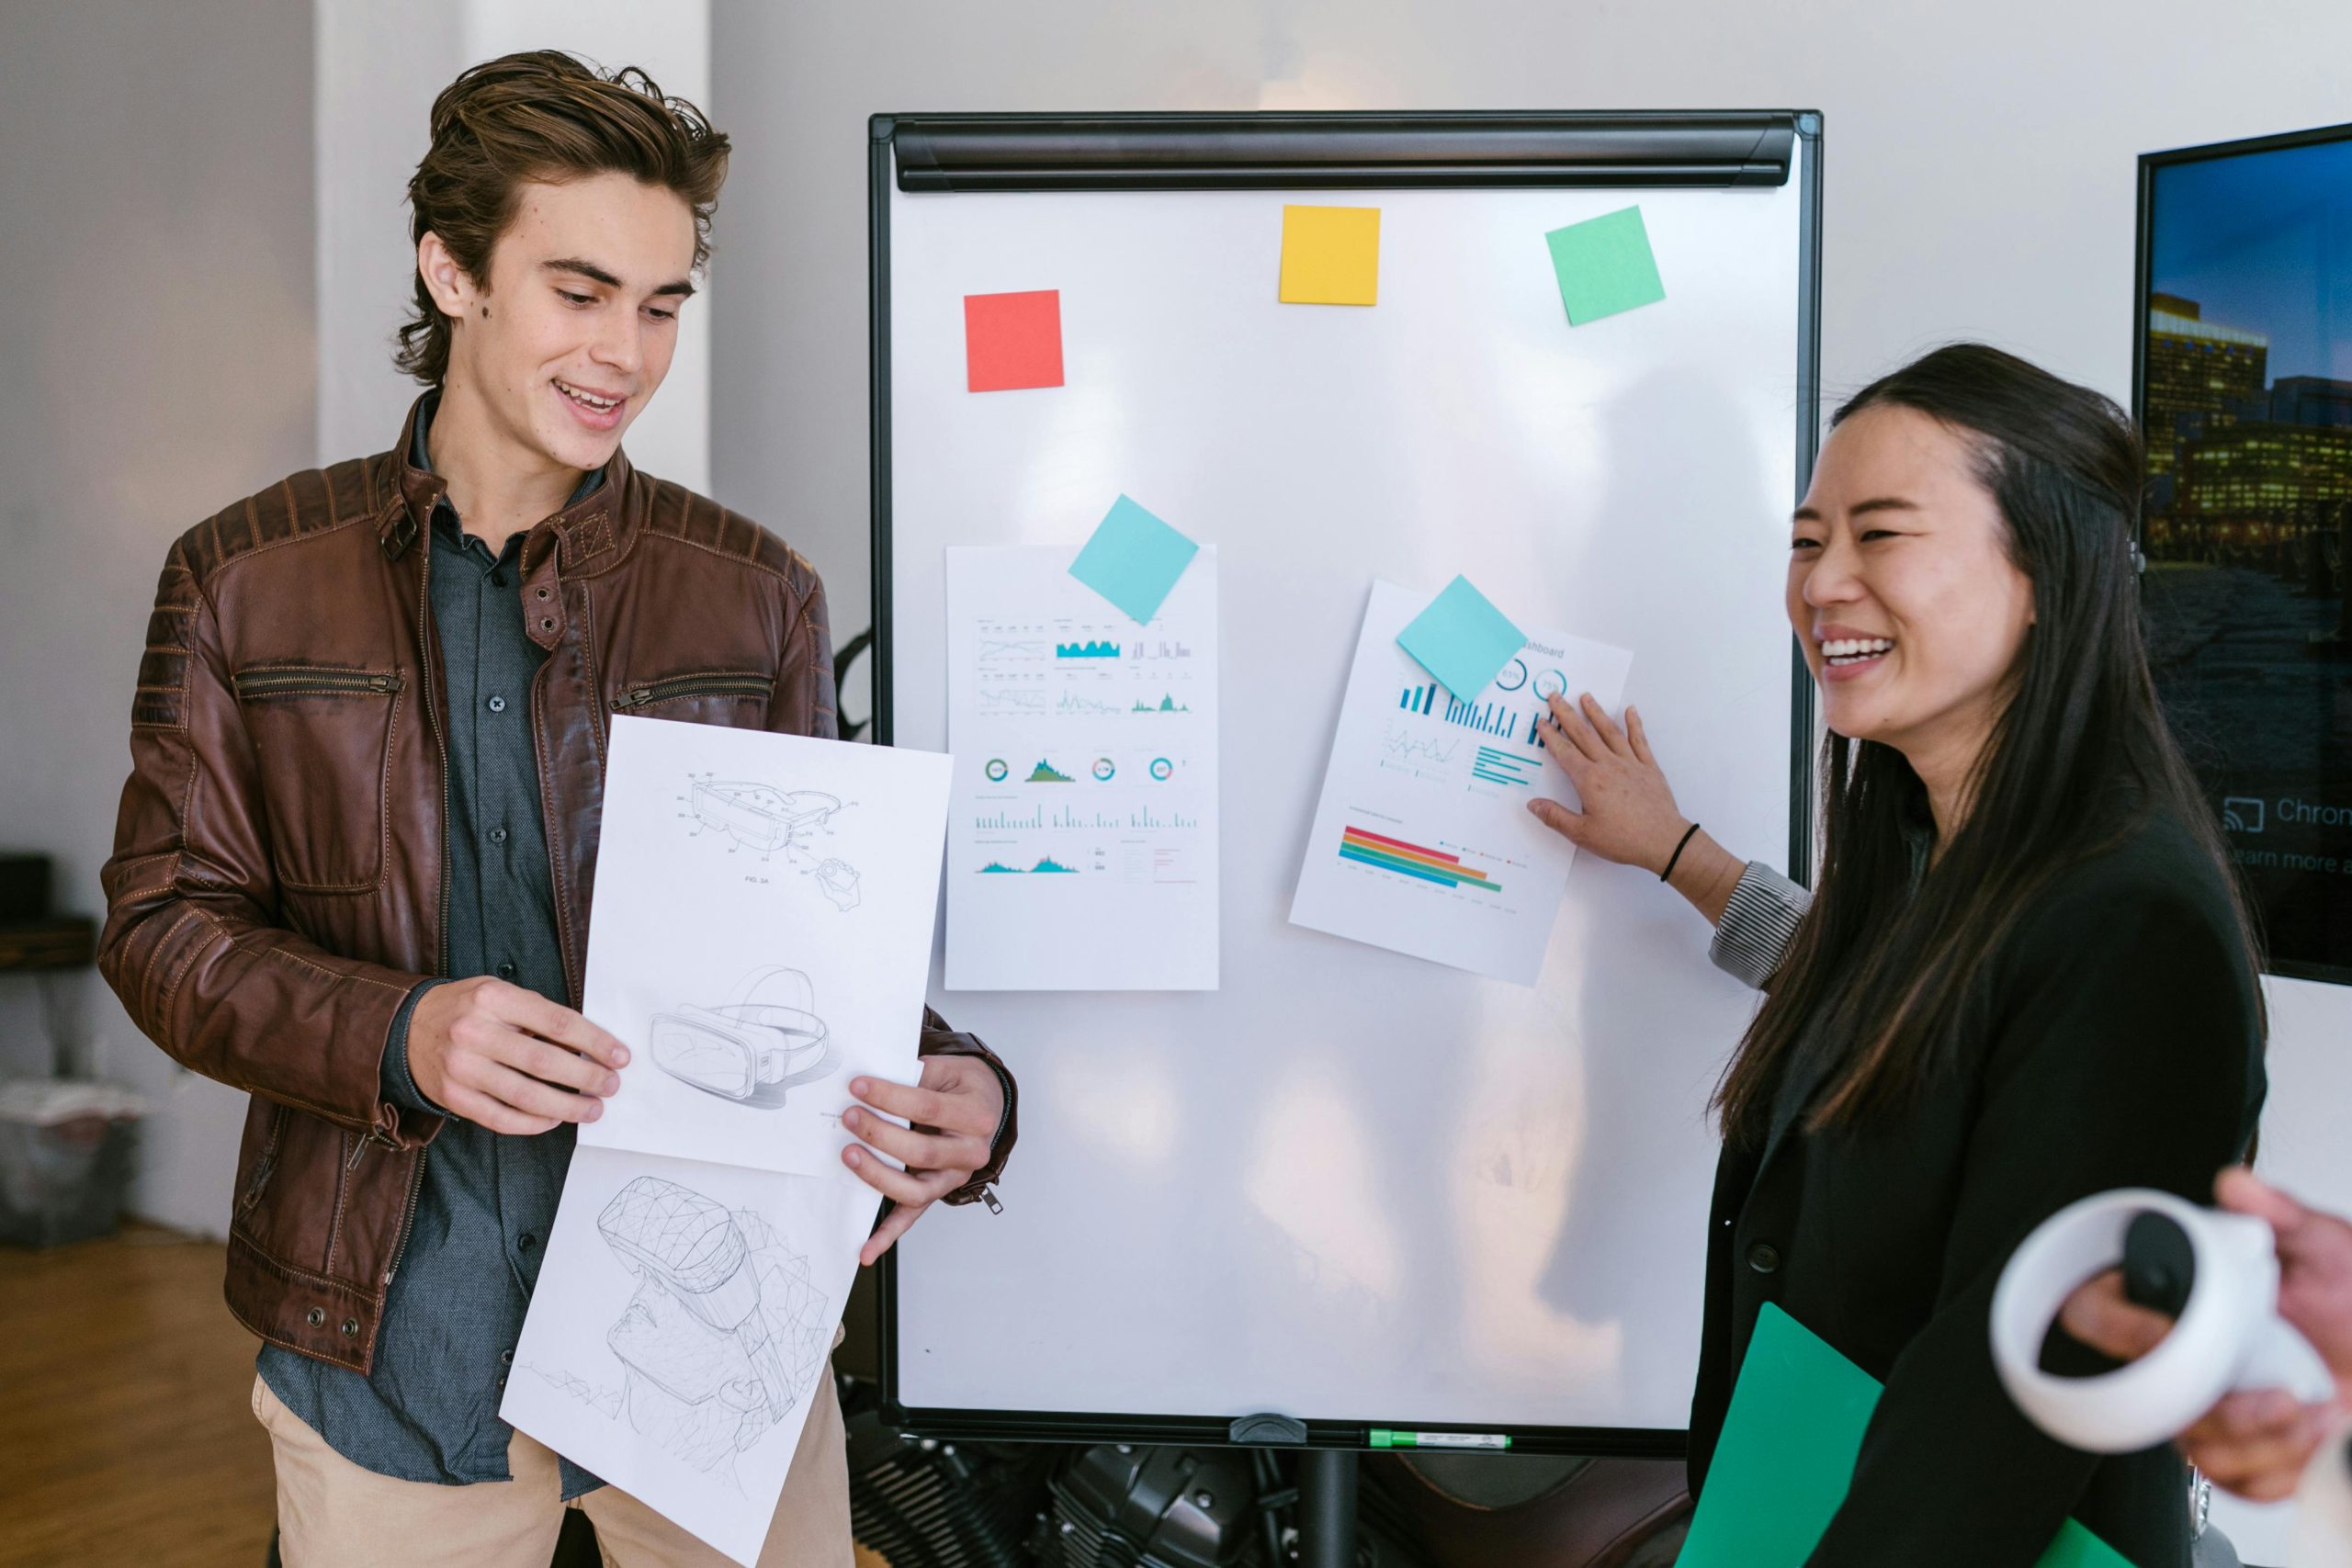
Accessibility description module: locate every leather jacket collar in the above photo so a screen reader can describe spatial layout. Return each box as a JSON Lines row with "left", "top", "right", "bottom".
{"left": 375, "top": 392, "right": 636, "bottom": 590}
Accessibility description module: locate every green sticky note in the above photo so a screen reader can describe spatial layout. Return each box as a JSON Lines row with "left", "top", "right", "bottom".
{"left": 1396, "top": 576, "right": 1526, "bottom": 700}
{"left": 1544, "top": 206, "right": 1667, "bottom": 325}
{"left": 1069, "top": 495, "right": 1199, "bottom": 624}
{"left": 1679, "top": 1305, "right": 2133, "bottom": 1568}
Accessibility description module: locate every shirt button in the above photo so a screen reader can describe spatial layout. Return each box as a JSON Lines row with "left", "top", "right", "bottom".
{"left": 501, "top": 1348, "right": 514, "bottom": 1365}
{"left": 492, "top": 570, "right": 507, "bottom": 588}
{"left": 489, "top": 827, "right": 508, "bottom": 845}
{"left": 1747, "top": 1242, "right": 1782, "bottom": 1275}
{"left": 487, "top": 694, "right": 507, "bottom": 713}
{"left": 518, "top": 1233, "right": 537, "bottom": 1251}
{"left": 496, "top": 962, "right": 516, "bottom": 980}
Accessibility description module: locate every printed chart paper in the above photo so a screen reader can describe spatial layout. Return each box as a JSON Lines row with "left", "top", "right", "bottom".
{"left": 578, "top": 717, "right": 953, "bottom": 1176}
{"left": 945, "top": 545, "right": 1219, "bottom": 990}
{"left": 502, "top": 1145, "right": 876, "bottom": 1568}
{"left": 1290, "top": 580, "right": 1632, "bottom": 986}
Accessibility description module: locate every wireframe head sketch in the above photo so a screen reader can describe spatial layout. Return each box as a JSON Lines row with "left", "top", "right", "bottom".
{"left": 596, "top": 1177, "right": 829, "bottom": 1477}
{"left": 650, "top": 966, "right": 837, "bottom": 1108}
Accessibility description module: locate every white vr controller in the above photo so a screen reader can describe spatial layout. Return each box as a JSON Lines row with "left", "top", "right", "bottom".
{"left": 1991, "top": 1189, "right": 2352, "bottom": 1566}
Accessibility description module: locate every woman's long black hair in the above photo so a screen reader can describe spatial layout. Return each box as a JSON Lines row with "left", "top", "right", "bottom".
{"left": 1713, "top": 343, "right": 2261, "bottom": 1147}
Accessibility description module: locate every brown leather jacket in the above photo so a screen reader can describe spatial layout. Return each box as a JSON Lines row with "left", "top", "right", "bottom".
{"left": 98, "top": 399, "right": 1013, "bottom": 1373}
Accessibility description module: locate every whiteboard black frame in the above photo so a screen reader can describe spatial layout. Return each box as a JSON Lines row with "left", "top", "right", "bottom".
{"left": 868, "top": 110, "right": 1824, "bottom": 1455}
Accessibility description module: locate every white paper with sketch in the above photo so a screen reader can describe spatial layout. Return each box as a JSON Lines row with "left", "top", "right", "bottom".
{"left": 1288, "top": 580, "right": 1632, "bottom": 987}
{"left": 501, "top": 1144, "right": 876, "bottom": 1568}
{"left": 576, "top": 716, "right": 953, "bottom": 1176}
{"left": 943, "top": 545, "right": 1220, "bottom": 991}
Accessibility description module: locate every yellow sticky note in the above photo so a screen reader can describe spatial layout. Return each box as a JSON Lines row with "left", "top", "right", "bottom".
{"left": 1279, "top": 205, "right": 1380, "bottom": 306}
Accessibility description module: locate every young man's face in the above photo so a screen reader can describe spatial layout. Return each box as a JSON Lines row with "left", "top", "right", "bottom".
{"left": 427, "top": 171, "right": 698, "bottom": 473}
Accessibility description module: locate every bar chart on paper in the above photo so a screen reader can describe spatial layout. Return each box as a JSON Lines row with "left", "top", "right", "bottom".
{"left": 945, "top": 545, "right": 1220, "bottom": 990}
{"left": 1338, "top": 827, "right": 1504, "bottom": 892}
{"left": 1292, "top": 580, "right": 1632, "bottom": 986}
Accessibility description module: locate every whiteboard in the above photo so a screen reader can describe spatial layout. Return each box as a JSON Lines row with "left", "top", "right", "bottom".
{"left": 876, "top": 114, "right": 1819, "bottom": 1446}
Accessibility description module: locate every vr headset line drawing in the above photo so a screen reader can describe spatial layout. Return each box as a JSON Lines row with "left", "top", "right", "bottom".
{"left": 649, "top": 965, "right": 838, "bottom": 1108}
{"left": 691, "top": 780, "right": 839, "bottom": 852}
{"left": 687, "top": 778, "right": 864, "bottom": 910}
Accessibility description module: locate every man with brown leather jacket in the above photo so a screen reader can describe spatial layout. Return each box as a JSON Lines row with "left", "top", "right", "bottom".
{"left": 96, "top": 52, "right": 1013, "bottom": 1566}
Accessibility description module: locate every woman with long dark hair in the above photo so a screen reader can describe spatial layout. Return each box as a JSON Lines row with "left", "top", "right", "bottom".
{"left": 1532, "top": 343, "right": 2266, "bottom": 1564}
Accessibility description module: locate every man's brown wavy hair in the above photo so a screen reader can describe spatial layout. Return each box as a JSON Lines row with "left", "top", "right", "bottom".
{"left": 395, "top": 51, "right": 729, "bottom": 386}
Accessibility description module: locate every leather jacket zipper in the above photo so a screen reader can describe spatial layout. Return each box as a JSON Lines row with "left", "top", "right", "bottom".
{"left": 232, "top": 669, "right": 404, "bottom": 699}
{"left": 610, "top": 672, "right": 772, "bottom": 712}
{"left": 382, "top": 517, "right": 450, "bottom": 1293}
{"left": 383, "top": 1146, "right": 426, "bottom": 1290}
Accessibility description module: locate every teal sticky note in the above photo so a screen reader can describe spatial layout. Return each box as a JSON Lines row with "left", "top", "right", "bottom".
{"left": 1069, "top": 495, "right": 1199, "bottom": 624}
{"left": 1679, "top": 1304, "right": 2134, "bottom": 1568}
{"left": 1396, "top": 576, "right": 1526, "bottom": 700}
{"left": 1544, "top": 206, "right": 1667, "bottom": 326}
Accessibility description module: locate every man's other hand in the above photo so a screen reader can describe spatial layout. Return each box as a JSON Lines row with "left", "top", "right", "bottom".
{"left": 841, "top": 1055, "right": 1004, "bottom": 1266}
{"left": 2059, "top": 1168, "right": 2352, "bottom": 1501}
{"left": 406, "top": 976, "right": 628, "bottom": 1134}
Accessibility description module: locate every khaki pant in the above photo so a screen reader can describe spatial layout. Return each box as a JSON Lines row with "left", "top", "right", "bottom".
{"left": 252, "top": 1369, "right": 852, "bottom": 1568}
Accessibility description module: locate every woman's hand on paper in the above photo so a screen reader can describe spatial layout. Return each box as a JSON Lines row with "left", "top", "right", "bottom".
{"left": 1527, "top": 694, "right": 1689, "bottom": 870}
{"left": 2058, "top": 1168, "right": 2352, "bottom": 1501}
{"left": 841, "top": 1055, "right": 1005, "bottom": 1265}
{"left": 405, "top": 977, "right": 628, "bottom": 1134}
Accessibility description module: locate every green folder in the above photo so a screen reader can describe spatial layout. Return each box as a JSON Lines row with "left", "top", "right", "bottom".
{"left": 1678, "top": 1303, "right": 2134, "bottom": 1567}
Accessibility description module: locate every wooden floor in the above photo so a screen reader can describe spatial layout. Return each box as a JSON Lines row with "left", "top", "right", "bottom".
{"left": 0, "top": 1224, "right": 277, "bottom": 1568}
{"left": 0, "top": 1224, "right": 897, "bottom": 1568}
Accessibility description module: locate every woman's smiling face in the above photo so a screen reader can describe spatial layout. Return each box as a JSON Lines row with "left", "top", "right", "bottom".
{"left": 1788, "top": 405, "right": 2038, "bottom": 766}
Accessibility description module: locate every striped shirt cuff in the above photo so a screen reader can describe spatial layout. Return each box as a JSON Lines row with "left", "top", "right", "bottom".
{"left": 1709, "top": 862, "right": 1811, "bottom": 991}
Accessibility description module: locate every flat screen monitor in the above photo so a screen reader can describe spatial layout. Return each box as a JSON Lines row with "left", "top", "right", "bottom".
{"left": 2136, "top": 122, "right": 2352, "bottom": 986}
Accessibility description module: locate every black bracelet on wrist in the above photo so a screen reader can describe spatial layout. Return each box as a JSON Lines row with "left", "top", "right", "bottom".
{"left": 1661, "top": 822, "right": 1702, "bottom": 884}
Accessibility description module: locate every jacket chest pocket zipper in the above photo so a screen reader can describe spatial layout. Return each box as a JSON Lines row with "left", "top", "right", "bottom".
{"left": 610, "top": 672, "right": 773, "bottom": 712}
{"left": 232, "top": 668, "right": 405, "bottom": 701}
{"left": 228, "top": 666, "right": 405, "bottom": 894}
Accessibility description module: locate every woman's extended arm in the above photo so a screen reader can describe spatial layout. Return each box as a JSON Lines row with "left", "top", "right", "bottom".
{"left": 1529, "top": 692, "right": 1811, "bottom": 987}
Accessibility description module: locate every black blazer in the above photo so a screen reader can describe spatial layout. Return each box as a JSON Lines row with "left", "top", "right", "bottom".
{"left": 1687, "top": 811, "right": 2266, "bottom": 1567}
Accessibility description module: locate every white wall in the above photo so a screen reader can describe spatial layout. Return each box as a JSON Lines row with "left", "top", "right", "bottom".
{"left": 708, "top": 2, "right": 2352, "bottom": 1557}
{"left": 315, "top": 0, "right": 712, "bottom": 489}
{"left": 0, "top": 0, "right": 717, "bottom": 1238}
{"left": 0, "top": 0, "right": 318, "bottom": 1234}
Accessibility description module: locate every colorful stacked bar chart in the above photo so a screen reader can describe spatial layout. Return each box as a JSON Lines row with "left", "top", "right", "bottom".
{"left": 1339, "top": 826, "right": 1500, "bottom": 893}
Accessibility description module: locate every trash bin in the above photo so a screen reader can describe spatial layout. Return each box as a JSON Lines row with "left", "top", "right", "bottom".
{"left": 0, "top": 1078, "right": 148, "bottom": 1247}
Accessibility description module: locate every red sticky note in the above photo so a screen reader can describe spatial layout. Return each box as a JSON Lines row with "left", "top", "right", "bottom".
{"left": 963, "top": 289, "right": 1064, "bottom": 392}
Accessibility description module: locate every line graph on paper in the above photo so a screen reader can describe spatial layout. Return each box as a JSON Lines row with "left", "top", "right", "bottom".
{"left": 1376, "top": 722, "right": 1463, "bottom": 784}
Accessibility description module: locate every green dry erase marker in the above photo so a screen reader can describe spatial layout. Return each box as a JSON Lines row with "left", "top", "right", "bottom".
{"left": 1369, "top": 1428, "right": 1511, "bottom": 1450}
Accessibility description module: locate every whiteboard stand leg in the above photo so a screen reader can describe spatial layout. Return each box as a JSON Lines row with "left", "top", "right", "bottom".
{"left": 1298, "top": 1448, "right": 1359, "bottom": 1568}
